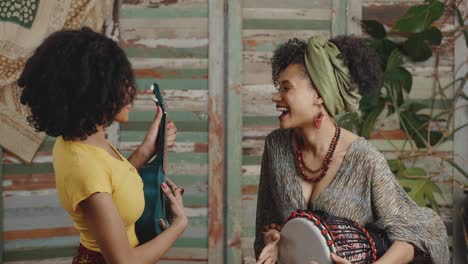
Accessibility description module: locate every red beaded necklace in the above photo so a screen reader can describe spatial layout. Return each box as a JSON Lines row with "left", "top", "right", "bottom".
{"left": 296, "top": 122, "right": 341, "bottom": 182}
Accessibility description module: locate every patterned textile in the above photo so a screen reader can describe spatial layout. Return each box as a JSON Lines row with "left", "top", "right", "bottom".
{"left": 0, "top": 0, "right": 114, "bottom": 162}
{"left": 254, "top": 128, "right": 450, "bottom": 263}
{"left": 73, "top": 244, "right": 106, "bottom": 264}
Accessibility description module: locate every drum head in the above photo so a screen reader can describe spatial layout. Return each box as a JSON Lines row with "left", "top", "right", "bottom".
{"left": 278, "top": 218, "right": 332, "bottom": 264}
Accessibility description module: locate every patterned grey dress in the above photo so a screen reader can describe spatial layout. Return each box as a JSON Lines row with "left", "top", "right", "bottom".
{"left": 254, "top": 129, "right": 450, "bottom": 264}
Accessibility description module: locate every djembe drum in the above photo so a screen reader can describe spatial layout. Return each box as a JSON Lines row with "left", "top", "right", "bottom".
{"left": 278, "top": 210, "right": 390, "bottom": 264}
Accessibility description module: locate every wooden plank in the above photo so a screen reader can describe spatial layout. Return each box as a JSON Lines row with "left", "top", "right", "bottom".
{"left": 3, "top": 246, "right": 77, "bottom": 262}
{"left": 347, "top": 0, "right": 362, "bottom": 35}
{"left": 122, "top": 0, "right": 208, "bottom": 8}
{"left": 5, "top": 257, "right": 208, "bottom": 263}
{"left": 120, "top": 131, "right": 208, "bottom": 143}
{"left": 207, "top": 0, "right": 225, "bottom": 262}
{"left": 452, "top": 0, "right": 468, "bottom": 261}
{"left": 4, "top": 236, "right": 207, "bottom": 251}
{"left": 130, "top": 58, "right": 208, "bottom": 69}
{"left": 128, "top": 111, "right": 208, "bottom": 122}
{"left": 135, "top": 78, "right": 208, "bottom": 90}
{"left": 133, "top": 92, "right": 208, "bottom": 113}
{"left": 243, "top": 0, "right": 331, "bottom": 9}
{"left": 4, "top": 227, "right": 78, "bottom": 240}
{"left": 120, "top": 18, "right": 208, "bottom": 31}
{"left": 5, "top": 260, "right": 207, "bottom": 264}
{"left": 133, "top": 68, "right": 208, "bottom": 79}
{"left": 243, "top": 8, "right": 331, "bottom": 20}
{"left": 3, "top": 238, "right": 209, "bottom": 261}
{"left": 121, "top": 26, "right": 208, "bottom": 41}
{"left": 363, "top": 2, "right": 454, "bottom": 30}
{"left": 243, "top": 19, "right": 330, "bottom": 30}
{"left": 331, "top": 0, "right": 347, "bottom": 36}
{"left": 226, "top": 0, "right": 242, "bottom": 262}
{"left": 242, "top": 55, "right": 454, "bottom": 84}
{"left": 125, "top": 38, "right": 208, "bottom": 49}
{"left": 5, "top": 257, "right": 72, "bottom": 264}
{"left": 120, "top": 6, "right": 208, "bottom": 19}
{"left": 242, "top": 30, "right": 330, "bottom": 52}
{"left": 124, "top": 47, "right": 208, "bottom": 58}
{"left": 3, "top": 163, "right": 54, "bottom": 175}
{"left": 121, "top": 121, "right": 207, "bottom": 132}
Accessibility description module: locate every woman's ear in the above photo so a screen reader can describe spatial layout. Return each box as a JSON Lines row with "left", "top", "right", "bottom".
{"left": 314, "top": 96, "right": 324, "bottom": 105}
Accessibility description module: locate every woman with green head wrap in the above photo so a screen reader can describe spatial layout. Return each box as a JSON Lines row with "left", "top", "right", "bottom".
{"left": 254, "top": 35, "right": 449, "bottom": 264}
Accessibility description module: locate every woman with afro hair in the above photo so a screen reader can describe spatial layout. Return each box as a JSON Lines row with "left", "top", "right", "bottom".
{"left": 19, "top": 27, "right": 186, "bottom": 263}
{"left": 254, "top": 35, "right": 449, "bottom": 264}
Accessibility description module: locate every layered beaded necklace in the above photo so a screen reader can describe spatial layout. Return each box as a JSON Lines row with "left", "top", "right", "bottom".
{"left": 296, "top": 122, "right": 341, "bottom": 182}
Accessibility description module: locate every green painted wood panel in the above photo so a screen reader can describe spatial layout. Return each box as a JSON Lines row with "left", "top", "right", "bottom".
{"left": 226, "top": 0, "right": 243, "bottom": 263}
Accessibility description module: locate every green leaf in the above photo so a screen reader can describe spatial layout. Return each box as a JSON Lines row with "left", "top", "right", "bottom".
{"left": 420, "top": 27, "right": 443, "bottom": 45}
{"left": 394, "top": 0, "right": 445, "bottom": 33}
{"left": 402, "top": 27, "right": 442, "bottom": 61}
{"left": 360, "top": 89, "right": 383, "bottom": 113}
{"left": 402, "top": 34, "right": 433, "bottom": 61}
{"left": 398, "top": 178, "right": 441, "bottom": 211}
{"left": 384, "top": 67, "right": 413, "bottom": 93}
{"left": 388, "top": 159, "right": 406, "bottom": 174}
{"left": 430, "top": 131, "right": 443, "bottom": 145}
{"left": 384, "top": 81, "right": 405, "bottom": 110}
{"left": 385, "top": 49, "right": 404, "bottom": 71}
{"left": 399, "top": 111, "right": 429, "bottom": 148}
{"left": 367, "top": 39, "right": 399, "bottom": 69}
{"left": 361, "top": 20, "right": 387, "bottom": 39}
{"left": 400, "top": 110, "right": 443, "bottom": 148}
{"left": 360, "top": 105, "right": 384, "bottom": 138}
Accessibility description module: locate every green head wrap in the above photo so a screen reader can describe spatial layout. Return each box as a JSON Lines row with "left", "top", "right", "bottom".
{"left": 304, "top": 36, "right": 361, "bottom": 117}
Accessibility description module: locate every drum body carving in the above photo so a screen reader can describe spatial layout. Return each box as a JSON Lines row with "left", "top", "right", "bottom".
{"left": 278, "top": 210, "right": 390, "bottom": 264}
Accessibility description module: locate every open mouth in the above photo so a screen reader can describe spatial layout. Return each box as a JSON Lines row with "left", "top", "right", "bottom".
{"left": 276, "top": 106, "right": 290, "bottom": 119}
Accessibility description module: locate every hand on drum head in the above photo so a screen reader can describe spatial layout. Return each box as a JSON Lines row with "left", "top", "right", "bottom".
{"left": 309, "top": 253, "right": 351, "bottom": 264}
{"left": 256, "top": 229, "right": 280, "bottom": 264}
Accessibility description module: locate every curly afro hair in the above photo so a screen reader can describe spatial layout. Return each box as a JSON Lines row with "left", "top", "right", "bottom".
{"left": 271, "top": 35, "right": 382, "bottom": 96}
{"left": 19, "top": 27, "right": 136, "bottom": 140}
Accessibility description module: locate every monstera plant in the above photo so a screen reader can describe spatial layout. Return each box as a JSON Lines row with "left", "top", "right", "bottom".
{"left": 338, "top": 0, "right": 468, "bottom": 212}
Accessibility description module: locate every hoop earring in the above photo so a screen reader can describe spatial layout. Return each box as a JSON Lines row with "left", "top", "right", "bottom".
{"left": 314, "top": 111, "right": 324, "bottom": 129}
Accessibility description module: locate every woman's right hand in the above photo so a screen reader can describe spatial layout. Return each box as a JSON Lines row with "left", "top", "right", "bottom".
{"left": 161, "top": 179, "right": 188, "bottom": 230}
{"left": 257, "top": 228, "right": 281, "bottom": 264}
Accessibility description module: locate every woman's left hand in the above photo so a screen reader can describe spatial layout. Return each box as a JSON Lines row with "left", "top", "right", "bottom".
{"left": 309, "top": 253, "right": 351, "bottom": 264}
{"left": 140, "top": 106, "right": 177, "bottom": 157}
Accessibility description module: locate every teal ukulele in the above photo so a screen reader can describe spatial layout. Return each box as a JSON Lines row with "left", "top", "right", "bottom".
{"left": 135, "top": 82, "right": 170, "bottom": 244}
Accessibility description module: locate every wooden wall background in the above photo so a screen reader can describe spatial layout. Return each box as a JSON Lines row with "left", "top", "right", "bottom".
{"left": 1, "top": 0, "right": 465, "bottom": 263}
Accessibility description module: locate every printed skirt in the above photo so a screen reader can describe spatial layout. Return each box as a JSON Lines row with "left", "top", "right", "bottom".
{"left": 72, "top": 244, "right": 106, "bottom": 264}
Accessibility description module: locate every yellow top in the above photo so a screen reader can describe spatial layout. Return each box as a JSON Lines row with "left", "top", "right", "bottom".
{"left": 53, "top": 137, "right": 144, "bottom": 252}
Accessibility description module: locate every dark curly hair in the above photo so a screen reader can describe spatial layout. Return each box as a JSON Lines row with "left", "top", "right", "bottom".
{"left": 271, "top": 35, "right": 382, "bottom": 96}
{"left": 19, "top": 27, "right": 136, "bottom": 140}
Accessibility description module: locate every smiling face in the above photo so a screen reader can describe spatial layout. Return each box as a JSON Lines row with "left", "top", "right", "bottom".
{"left": 272, "top": 64, "right": 323, "bottom": 129}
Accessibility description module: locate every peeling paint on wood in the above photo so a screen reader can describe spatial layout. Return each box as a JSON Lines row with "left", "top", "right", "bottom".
{"left": 207, "top": 0, "right": 225, "bottom": 262}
